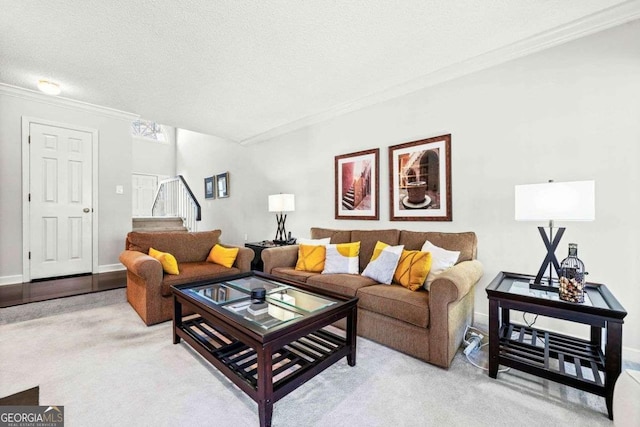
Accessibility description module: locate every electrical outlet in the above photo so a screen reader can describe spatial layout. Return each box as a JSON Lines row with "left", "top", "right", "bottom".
{"left": 244, "top": 233, "right": 248, "bottom": 241}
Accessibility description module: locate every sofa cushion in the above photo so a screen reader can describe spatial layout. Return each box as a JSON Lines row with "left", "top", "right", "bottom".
{"left": 297, "top": 237, "right": 331, "bottom": 245}
{"left": 207, "top": 244, "right": 239, "bottom": 268}
{"left": 351, "top": 229, "right": 400, "bottom": 272}
{"left": 295, "top": 244, "right": 326, "bottom": 272}
{"left": 160, "top": 262, "right": 240, "bottom": 296}
{"left": 310, "top": 228, "right": 352, "bottom": 244}
{"left": 322, "top": 242, "right": 360, "bottom": 274}
{"left": 357, "top": 284, "right": 430, "bottom": 328}
{"left": 127, "top": 230, "right": 222, "bottom": 263}
{"left": 393, "top": 250, "right": 432, "bottom": 291}
{"left": 398, "top": 231, "right": 476, "bottom": 262}
{"left": 271, "top": 267, "right": 318, "bottom": 283}
{"left": 149, "top": 247, "right": 180, "bottom": 275}
{"left": 307, "top": 274, "right": 377, "bottom": 297}
{"left": 421, "top": 240, "right": 460, "bottom": 291}
{"left": 361, "top": 242, "right": 404, "bottom": 285}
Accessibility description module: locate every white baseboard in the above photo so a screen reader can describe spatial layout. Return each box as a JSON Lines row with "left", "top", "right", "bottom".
{"left": 98, "top": 264, "right": 126, "bottom": 273}
{"left": 473, "top": 311, "right": 640, "bottom": 365}
{"left": 0, "top": 275, "right": 23, "bottom": 286}
{"left": 624, "top": 347, "right": 640, "bottom": 365}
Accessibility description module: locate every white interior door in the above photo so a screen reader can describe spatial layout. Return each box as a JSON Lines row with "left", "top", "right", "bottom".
{"left": 132, "top": 174, "right": 158, "bottom": 217}
{"left": 29, "top": 122, "right": 93, "bottom": 279}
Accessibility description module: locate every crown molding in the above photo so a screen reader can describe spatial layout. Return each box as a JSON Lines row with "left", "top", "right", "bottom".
{"left": 0, "top": 83, "right": 139, "bottom": 121}
{"left": 240, "top": 1, "right": 640, "bottom": 146}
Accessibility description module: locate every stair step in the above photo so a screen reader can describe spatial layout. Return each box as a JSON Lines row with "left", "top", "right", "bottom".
{"left": 134, "top": 226, "right": 188, "bottom": 232}
{"left": 132, "top": 217, "right": 186, "bottom": 232}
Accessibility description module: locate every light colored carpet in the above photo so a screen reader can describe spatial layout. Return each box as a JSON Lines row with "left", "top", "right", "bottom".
{"left": 0, "top": 300, "right": 617, "bottom": 426}
{"left": 0, "top": 288, "right": 126, "bottom": 324}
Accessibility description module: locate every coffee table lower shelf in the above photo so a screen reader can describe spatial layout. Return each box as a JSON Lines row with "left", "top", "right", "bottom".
{"left": 179, "top": 315, "right": 348, "bottom": 392}
{"left": 498, "top": 323, "right": 606, "bottom": 394}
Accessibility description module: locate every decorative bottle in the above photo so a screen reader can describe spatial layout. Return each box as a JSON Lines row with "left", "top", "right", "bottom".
{"left": 558, "top": 243, "right": 585, "bottom": 303}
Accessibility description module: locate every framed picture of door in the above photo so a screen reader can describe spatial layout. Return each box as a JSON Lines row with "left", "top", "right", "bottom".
{"left": 389, "top": 134, "right": 451, "bottom": 221}
{"left": 335, "top": 148, "right": 379, "bottom": 220}
{"left": 204, "top": 176, "right": 215, "bottom": 199}
{"left": 216, "top": 172, "right": 230, "bottom": 198}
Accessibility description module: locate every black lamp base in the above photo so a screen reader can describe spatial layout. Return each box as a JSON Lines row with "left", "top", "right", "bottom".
{"left": 529, "top": 225, "right": 565, "bottom": 292}
{"left": 528, "top": 279, "right": 559, "bottom": 293}
{"left": 274, "top": 213, "right": 287, "bottom": 242}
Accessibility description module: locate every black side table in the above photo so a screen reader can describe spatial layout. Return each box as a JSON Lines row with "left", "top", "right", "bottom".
{"left": 486, "top": 271, "right": 627, "bottom": 420}
{"left": 245, "top": 241, "right": 296, "bottom": 271}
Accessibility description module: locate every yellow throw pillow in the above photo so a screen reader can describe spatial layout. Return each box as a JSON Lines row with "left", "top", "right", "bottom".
{"left": 393, "top": 250, "right": 432, "bottom": 291}
{"left": 322, "top": 242, "right": 361, "bottom": 274}
{"left": 295, "top": 244, "right": 326, "bottom": 272}
{"left": 149, "top": 247, "right": 180, "bottom": 275}
{"left": 207, "top": 244, "right": 239, "bottom": 268}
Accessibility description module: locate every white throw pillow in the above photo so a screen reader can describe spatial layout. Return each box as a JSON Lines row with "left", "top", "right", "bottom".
{"left": 297, "top": 237, "right": 331, "bottom": 245}
{"left": 322, "top": 242, "right": 360, "bottom": 274}
{"left": 421, "top": 240, "right": 460, "bottom": 291}
{"left": 361, "top": 242, "right": 404, "bottom": 285}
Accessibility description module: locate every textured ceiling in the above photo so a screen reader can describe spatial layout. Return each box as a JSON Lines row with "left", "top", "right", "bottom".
{"left": 0, "top": 1, "right": 637, "bottom": 143}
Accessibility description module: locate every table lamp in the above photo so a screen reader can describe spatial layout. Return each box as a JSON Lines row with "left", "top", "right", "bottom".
{"left": 268, "top": 194, "right": 295, "bottom": 244}
{"left": 515, "top": 180, "right": 595, "bottom": 291}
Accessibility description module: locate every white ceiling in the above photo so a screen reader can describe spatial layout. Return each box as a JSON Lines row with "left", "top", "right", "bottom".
{"left": 1, "top": 1, "right": 638, "bottom": 144}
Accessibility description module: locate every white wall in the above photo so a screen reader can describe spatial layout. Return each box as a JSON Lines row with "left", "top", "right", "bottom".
{"left": 207, "top": 22, "right": 639, "bottom": 358}
{"left": 0, "top": 89, "right": 136, "bottom": 279}
{"left": 175, "top": 129, "right": 252, "bottom": 245}
{"left": 132, "top": 126, "right": 176, "bottom": 177}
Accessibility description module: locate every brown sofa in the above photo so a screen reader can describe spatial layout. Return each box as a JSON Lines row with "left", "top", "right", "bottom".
{"left": 119, "top": 230, "right": 254, "bottom": 326}
{"left": 262, "top": 227, "right": 483, "bottom": 368}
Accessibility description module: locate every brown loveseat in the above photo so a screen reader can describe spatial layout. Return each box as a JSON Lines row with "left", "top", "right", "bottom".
{"left": 262, "top": 227, "right": 483, "bottom": 368}
{"left": 119, "top": 230, "right": 253, "bottom": 325}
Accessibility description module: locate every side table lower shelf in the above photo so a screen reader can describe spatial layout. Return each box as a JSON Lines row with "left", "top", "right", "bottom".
{"left": 499, "top": 323, "right": 605, "bottom": 393}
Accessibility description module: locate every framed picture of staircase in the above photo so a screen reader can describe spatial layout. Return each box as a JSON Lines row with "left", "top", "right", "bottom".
{"left": 335, "top": 148, "right": 379, "bottom": 220}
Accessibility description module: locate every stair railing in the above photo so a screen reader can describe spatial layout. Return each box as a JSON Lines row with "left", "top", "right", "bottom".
{"left": 151, "top": 175, "right": 201, "bottom": 231}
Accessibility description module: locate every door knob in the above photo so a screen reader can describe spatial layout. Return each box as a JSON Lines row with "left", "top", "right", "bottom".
{"left": 83, "top": 208, "right": 91, "bottom": 213}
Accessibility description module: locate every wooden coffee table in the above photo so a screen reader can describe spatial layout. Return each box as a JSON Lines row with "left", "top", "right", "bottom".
{"left": 172, "top": 272, "right": 358, "bottom": 427}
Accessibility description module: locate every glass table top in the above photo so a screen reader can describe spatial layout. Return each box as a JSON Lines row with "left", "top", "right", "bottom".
{"left": 182, "top": 276, "right": 338, "bottom": 330}
{"left": 507, "top": 280, "right": 593, "bottom": 307}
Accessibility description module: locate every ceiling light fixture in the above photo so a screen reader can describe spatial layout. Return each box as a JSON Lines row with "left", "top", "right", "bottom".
{"left": 37, "top": 79, "right": 61, "bottom": 95}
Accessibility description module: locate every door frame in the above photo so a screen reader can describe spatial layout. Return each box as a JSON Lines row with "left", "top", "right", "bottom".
{"left": 21, "top": 116, "right": 100, "bottom": 282}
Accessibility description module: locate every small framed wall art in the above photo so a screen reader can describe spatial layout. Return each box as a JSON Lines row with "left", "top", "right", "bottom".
{"left": 335, "top": 148, "right": 379, "bottom": 220}
{"left": 216, "top": 172, "right": 230, "bottom": 198}
{"left": 389, "top": 134, "right": 452, "bottom": 221}
{"left": 204, "top": 176, "right": 215, "bottom": 199}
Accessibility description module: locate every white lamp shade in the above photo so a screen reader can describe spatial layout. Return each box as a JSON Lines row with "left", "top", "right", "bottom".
{"left": 268, "top": 194, "right": 295, "bottom": 212}
{"left": 515, "top": 180, "right": 595, "bottom": 221}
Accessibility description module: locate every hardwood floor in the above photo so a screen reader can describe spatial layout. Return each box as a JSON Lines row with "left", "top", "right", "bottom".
{"left": 0, "top": 271, "right": 126, "bottom": 308}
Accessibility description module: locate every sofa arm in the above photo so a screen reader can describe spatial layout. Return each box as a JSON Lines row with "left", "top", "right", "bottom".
{"left": 219, "top": 244, "right": 253, "bottom": 272}
{"left": 429, "top": 259, "right": 483, "bottom": 367}
{"left": 430, "top": 259, "right": 484, "bottom": 304}
{"left": 261, "top": 245, "right": 299, "bottom": 274}
{"left": 119, "top": 250, "right": 163, "bottom": 284}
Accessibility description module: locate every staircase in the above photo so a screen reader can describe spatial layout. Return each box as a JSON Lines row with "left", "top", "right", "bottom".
{"left": 137, "top": 175, "right": 201, "bottom": 232}
{"left": 342, "top": 186, "right": 356, "bottom": 209}
{"left": 132, "top": 217, "right": 188, "bottom": 232}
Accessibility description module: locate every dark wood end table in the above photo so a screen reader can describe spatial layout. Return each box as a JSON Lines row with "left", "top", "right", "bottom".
{"left": 486, "top": 271, "right": 627, "bottom": 420}
{"left": 245, "top": 241, "right": 296, "bottom": 271}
